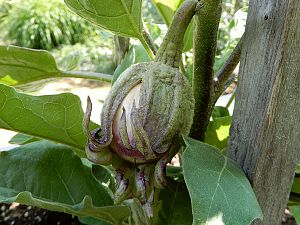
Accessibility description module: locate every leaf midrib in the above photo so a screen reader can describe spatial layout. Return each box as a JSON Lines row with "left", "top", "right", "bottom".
{"left": 120, "top": 0, "right": 141, "bottom": 38}
{"left": 0, "top": 62, "right": 58, "bottom": 74}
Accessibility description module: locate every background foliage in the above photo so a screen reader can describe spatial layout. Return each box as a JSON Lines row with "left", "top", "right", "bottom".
{"left": 0, "top": 0, "right": 95, "bottom": 50}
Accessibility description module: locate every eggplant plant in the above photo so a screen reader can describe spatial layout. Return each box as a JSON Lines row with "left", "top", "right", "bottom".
{"left": 0, "top": 0, "right": 263, "bottom": 225}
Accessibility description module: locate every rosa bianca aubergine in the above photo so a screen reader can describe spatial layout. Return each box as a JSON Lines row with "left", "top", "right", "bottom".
{"left": 88, "top": 62, "right": 194, "bottom": 164}
{"left": 83, "top": 0, "right": 198, "bottom": 220}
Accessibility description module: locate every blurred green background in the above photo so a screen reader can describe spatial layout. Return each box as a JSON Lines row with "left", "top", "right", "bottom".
{"left": 0, "top": 0, "right": 247, "bottom": 75}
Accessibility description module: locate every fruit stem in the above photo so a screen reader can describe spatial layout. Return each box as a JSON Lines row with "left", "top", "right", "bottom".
{"left": 155, "top": 0, "right": 198, "bottom": 68}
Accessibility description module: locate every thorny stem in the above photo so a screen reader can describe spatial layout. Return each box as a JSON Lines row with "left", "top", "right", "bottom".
{"left": 212, "top": 34, "right": 244, "bottom": 104}
{"left": 190, "top": 0, "right": 222, "bottom": 141}
{"left": 61, "top": 70, "right": 112, "bottom": 83}
{"left": 155, "top": 0, "right": 199, "bottom": 68}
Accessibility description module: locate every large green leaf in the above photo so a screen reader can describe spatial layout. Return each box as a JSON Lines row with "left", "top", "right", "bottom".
{"left": 0, "top": 84, "right": 92, "bottom": 155}
{"left": 0, "top": 45, "right": 111, "bottom": 87}
{"left": 0, "top": 141, "right": 130, "bottom": 225}
{"left": 0, "top": 45, "right": 61, "bottom": 86}
{"left": 205, "top": 116, "right": 231, "bottom": 150}
{"left": 152, "top": 0, "right": 193, "bottom": 52}
{"left": 156, "top": 178, "right": 192, "bottom": 225}
{"left": 182, "top": 137, "right": 263, "bottom": 225}
{"left": 64, "top": 0, "right": 143, "bottom": 39}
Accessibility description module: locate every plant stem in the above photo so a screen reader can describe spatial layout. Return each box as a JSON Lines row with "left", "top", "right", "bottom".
{"left": 142, "top": 22, "right": 157, "bottom": 55}
{"left": 61, "top": 70, "right": 112, "bottom": 83}
{"left": 212, "top": 34, "right": 244, "bottom": 104}
{"left": 226, "top": 89, "right": 236, "bottom": 109}
{"left": 139, "top": 30, "right": 155, "bottom": 60}
{"left": 190, "top": 0, "right": 222, "bottom": 141}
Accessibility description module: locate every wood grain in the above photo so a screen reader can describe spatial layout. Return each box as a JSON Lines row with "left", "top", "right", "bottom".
{"left": 227, "top": 0, "right": 300, "bottom": 224}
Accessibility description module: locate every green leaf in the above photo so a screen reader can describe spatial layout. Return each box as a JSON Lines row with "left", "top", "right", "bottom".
{"left": 64, "top": 0, "right": 143, "bottom": 39}
{"left": 9, "top": 133, "right": 40, "bottom": 145}
{"left": 144, "top": 22, "right": 162, "bottom": 42}
{"left": 166, "top": 166, "right": 184, "bottom": 182}
{"left": 156, "top": 178, "right": 192, "bottom": 225}
{"left": 292, "top": 177, "right": 300, "bottom": 194}
{"left": 92, "top": 165, "right": 116, "bottom": 193}
{"left": 0, "top": 84, "right": 93, "bottom": 156}
{"left": 205, "top": 116, "right": 231, "bottom": 150}
{"left": 296, "top": 159, "right": 300, "bottom": 174}
{"left": 288, "top": 177, "right": 300, "bottom": 205}
{"left": 79, "top": 216, "right": 112, "bottom": 225}
{"left": 182, "top": 137, "right": 263, "bottom": 225}
{"left": 0, "top": 45, "right": 61, "bottom": 86}
{"left": 212, "top": 106, "right": 230, "bottom": 119}
{"left": 0, "top": 141, "right": 130, "bottom": 225}
{"left": 290, "top": 206, "right": 300, "bottom": 224}
{"left": 0, "top": 45, "right": 112, "bottom": 87}
{"left": 152, "top": 0, "right": 193, "bottom": 52}
{"left": 112, "top": 45, "right": 150, "bottom": 85}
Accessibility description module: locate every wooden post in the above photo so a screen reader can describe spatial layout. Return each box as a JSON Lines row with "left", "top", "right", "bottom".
{"left": 227, "top": 1, "right": 300, "bottom": 225}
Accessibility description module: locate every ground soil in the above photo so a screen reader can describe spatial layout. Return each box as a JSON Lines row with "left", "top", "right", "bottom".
{"left": 0, "top": 202, "right": 297, "bottom": 225}
{"left": 0, "top": 203, "right": 83, "bottom": 225}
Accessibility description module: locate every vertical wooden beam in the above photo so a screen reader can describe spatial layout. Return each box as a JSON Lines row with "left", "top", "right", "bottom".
{"left": 227, "top": 1, "right": 300, "bottom": 224}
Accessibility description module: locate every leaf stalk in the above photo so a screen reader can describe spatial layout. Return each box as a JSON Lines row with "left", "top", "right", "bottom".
{"left": 61, "top": 70, "right": 112, "bottom": 83}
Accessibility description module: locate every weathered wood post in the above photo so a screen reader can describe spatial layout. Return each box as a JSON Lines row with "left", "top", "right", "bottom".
{"left": 227, "top": 1, "right": 300, "bottom": 224}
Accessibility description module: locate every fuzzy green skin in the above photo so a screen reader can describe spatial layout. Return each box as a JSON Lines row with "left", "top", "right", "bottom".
{"left": 84, "top": 62, "right": 194, "bottom": 164}
{"left": 106, "top": 62, "right": 194, "bottom": 164}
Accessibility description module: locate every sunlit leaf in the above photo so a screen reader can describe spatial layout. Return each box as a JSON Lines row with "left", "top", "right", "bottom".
{"left": 205, "top": 116, "right": 231, "bottom": 150}
{"left": 0, "top": 84, "right": 94, "bottom": 156}
{"left": 182, "top": 137, "right": 263, "bottom": 225}
{"left": 0, "top": 141, "right": 130, "bottom": 225}
{"left": 64, "top": 0, "right": 143, "bottom": 39}
{"left": 0, "top": 45, "right": 111, "bottom": 88}
{"left": 0, "top": 45, "right": 61, "bottom": 86}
